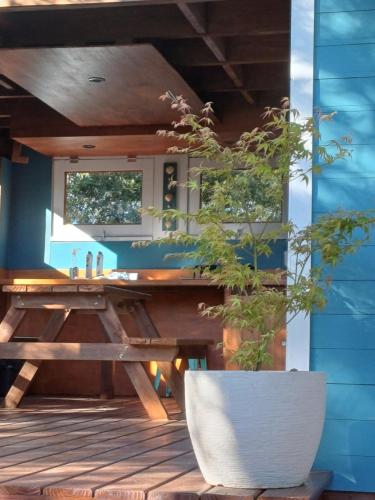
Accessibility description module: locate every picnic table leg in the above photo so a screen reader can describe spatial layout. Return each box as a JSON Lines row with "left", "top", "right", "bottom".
{"left": 131, "top": 301, "right": 185, "bottom": 411}
{"left": 0, "top": 306, "right": 27, "bottom": 342}
{"left": 4, "top": 309, "right": 71, "bottom": 409}
{"left": 97, "top": 302, "right": 168, "bottom": 420}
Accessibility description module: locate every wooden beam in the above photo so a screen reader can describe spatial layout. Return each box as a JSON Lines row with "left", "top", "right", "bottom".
{"left": 177, "top": 1, "right": 255, "bottom": 105}
{"left": 11, "top": 293, "right": 107, "bottom": 309}
{"left": 187, "top": 64, "right": 289, "bottom": 92}
{"left": 0, "top": 0, "right": 222, "bottom": 11}
{"left": 161, "top": 36, "right": 290, "bottom": 66}
{"left": 11, "top": 140, "right": 29, "bottom": 164}
{"left": 0, "top": 342, "right": 180, "bottom": 361}
{"left": 0, "top": 1, "right": 289, "bottom": 48}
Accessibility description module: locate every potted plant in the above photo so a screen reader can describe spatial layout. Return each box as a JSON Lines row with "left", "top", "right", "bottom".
{"left": 137, "top": 95, "right": 374, "bottom": 488}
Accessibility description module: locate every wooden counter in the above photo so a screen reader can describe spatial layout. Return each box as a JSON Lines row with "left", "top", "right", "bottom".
{"left": 0, "top": 278, "right": 213, "bottom": 288}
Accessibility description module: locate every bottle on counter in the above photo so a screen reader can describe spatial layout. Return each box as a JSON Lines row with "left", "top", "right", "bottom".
{"left": 96, "top": 251, "right": 104, "bottom": 277}
{"left": 85, "top": 251, "right": 93, "bottom": 279}
{"left": 69, "top": 248, "right": 79, "bottom": 279}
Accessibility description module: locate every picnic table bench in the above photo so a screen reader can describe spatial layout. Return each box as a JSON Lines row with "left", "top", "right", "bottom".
{"left": 0, "top": 283, "right": 213, "bottom": 419}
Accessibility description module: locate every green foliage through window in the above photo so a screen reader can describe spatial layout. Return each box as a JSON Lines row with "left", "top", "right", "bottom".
{"left": 64, "top": 171, "right": 143, "bottom": 225}
{"left": 201, "top": 170, "right": 282, "bottom": 222}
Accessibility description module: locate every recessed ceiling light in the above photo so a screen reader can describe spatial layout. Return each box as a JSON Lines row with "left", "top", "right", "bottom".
{"left": 88, "top": 76, "right": 106, "bottom": 83}
{"left": 82, "top": 144, "right": 96, "bottom": 149}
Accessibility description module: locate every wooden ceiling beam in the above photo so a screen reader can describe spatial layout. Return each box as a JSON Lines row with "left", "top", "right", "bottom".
{"left": 208, "top": 0, "right": 290, "bottom": 37}
{"left": 11, "top": 140, "right": 29, "bottom": 164}
{"left": 0, "top": 0, "right": 222, "bottom": 11}
{"left": 161, "top": 36, "right": 289, "bottom": 66}
{"left": 182, "top": 64, "right": 289, "bottom": 93}
{"left": 177, "top": 1, "right": 255, "bottom": 105}
{"left": 0, "top": 2, "right": 289, "bottom": 48}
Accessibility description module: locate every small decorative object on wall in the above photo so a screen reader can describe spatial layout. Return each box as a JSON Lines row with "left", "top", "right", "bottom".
{"left": 162, "top": 162, "right": 177, "bottom": 231}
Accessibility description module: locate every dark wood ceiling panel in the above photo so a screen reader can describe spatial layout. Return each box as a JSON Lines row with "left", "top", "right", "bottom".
{"left": 14, "top": 134, "right": 178, "bottom": 156}
{"left": 208, "top": 0, "right": 290, "bottom": 36}
{"left": 0, "top": 1, "right": 289, "bottom": 48}
{"left": 160, "top": 36, "right": 290, "bottom": 67}
{"left": 0, "top": 45, "right": 203, "bottom": 126}
{"left": 0, "top": 0, "right": 221, "bottom": 10}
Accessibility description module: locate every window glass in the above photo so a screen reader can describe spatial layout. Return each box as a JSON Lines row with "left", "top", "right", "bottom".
{"left": 64, "top": 171, "right": 143, "bottom": 225}
{"left": 200, "top": 170, "right": 282, "bottom": 223}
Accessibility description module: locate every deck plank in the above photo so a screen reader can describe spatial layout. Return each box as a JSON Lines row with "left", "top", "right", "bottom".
{"left": 202, "top": 487, "right": 264, "bottom": 500}
{"left": 45, "top": 439, "right": 192, "bottom": 497}
{"left": 96, "top": 451, "right": 198, "bottom": 499}
{"left": 258, "top": 472, "right": 332, "bottom": 500}
{"left": 0, "top": 427, "right": 188, "bottom": 494}
{"left": 147, "top": 468, "right": 212, "bottom": 500}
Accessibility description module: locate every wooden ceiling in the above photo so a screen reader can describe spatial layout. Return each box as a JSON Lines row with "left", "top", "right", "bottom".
{"left": 0, "top": 45, "right": 203, "bottom": 126}
{"left": 0, "top": 0, "right": 291, "bottom": 159}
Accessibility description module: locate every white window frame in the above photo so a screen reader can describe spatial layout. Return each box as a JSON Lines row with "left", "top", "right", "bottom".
{"left": 187, "top": 157, "right": 288, "bottom": 237}
{"left": 52, "top": 157, "right": 155, "bottom": 241}
{"left": 286, "top": 0, "right": 315, "bottom": 371}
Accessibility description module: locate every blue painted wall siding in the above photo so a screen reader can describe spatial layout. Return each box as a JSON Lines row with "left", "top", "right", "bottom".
{"left": 6, "top": 149, "right": 286, "bottom": 271}
{"left": 0, "top": 158, "right": 12, "bottom": 268}
{"left": 313, "top": 0, "right": 375, "bottom": 492}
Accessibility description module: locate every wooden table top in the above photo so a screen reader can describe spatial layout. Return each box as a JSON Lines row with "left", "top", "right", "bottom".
{"left": 0, "top": 278, "right": 213, "bottom": 291}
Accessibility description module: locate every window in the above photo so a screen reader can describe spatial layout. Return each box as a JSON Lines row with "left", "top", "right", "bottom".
{"left": 64, "top": 171, "right": 143, "bottom": 225}
{"left": 188, "top": 158, "right": 286, "bottom": 235}
{"left": 52, "top": 158, "right": 154, "bottom": 241}
{"left": 200, "top": 170, "right": 282, "bottom": 223}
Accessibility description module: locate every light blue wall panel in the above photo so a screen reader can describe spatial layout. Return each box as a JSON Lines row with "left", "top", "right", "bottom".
{"left": 326, "top": 384, "right": 375, "bottom": 420}
{"left": 312, "top": 246, "right": 375, "bottom": 280}
{"left": 317, "top": 0, "right": 375, "bottom": 12}
{"left": 314, "top": 454, "right": 375, "bottom": 492}
{"left": 313, "top": 6, "right": 375, "bottom": 485}
{"left": 319, "top": 111, "right": 375, "bottom": 146}
{"left": 318, "top": 145, "right": 375, "bottom": 178}
{"left": 312, "top": 348, "right": 375, "bottom": 384}
{"left": 317, "top": 11, "right": 375, "bottom": 45}
{"left": 321, "top": 281, "right": 375, "bottom": 314}
{"left": 312, "top": 314, "right": 375, "bottom": 348}
{"left": 319, "top": 419, "right": 375, "bottom": 456}
{"left": 316, "top": 45, "right": 375, "bottom": 79}
{"left": 316, "top": 77, "right": 375, "bottom": 109}
{"left": 313, "top": 176, "right": 375, "bottom": 212}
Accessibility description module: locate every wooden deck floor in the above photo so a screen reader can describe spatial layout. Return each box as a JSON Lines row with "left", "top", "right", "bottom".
{"left": 0, "top": 397, "right": 330, "bottom": 500}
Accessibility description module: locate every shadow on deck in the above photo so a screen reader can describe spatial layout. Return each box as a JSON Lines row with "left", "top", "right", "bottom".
{"left": 0, "top": 397, "right": 330, "bottom": 500}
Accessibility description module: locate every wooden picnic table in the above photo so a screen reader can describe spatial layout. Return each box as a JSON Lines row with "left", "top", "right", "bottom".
{"left": 0, "top": 283, "right": 213, "bottom": 419}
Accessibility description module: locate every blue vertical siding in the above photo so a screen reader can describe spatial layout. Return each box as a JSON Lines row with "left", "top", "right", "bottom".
{"left": 313, "top": 0, "right": 375, "bottom": 492}
{"left": 0, "top": 158, "right": 12, "bottom": 268}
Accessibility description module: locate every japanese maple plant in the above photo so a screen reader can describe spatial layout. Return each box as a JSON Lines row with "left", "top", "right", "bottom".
{"left": 137, "top": 94, "right": 374, "bottom": 489}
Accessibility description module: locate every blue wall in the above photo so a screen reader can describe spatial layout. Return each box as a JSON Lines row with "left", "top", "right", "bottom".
{"left": 5, "top": 149, "right": 286, "bottom": 271}
{"left": 312, "top": 0, "right": 375, "bottom": 492}
{"left": 0, "top": 158, "right": 12, "bottom": 268}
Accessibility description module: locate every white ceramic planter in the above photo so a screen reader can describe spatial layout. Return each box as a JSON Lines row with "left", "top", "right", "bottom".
{"left": 185, "top": 371, "right": 326, "bottom": 489}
